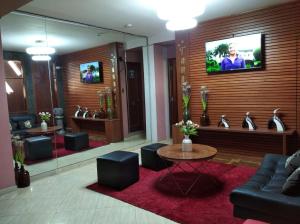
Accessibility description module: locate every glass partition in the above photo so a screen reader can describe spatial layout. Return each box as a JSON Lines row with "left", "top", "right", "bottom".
{"left": 1, "top": 12, "right": 148, "bottom": 177}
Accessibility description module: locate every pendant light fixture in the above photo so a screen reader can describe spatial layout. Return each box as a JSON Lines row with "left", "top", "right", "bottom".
{"left": 25, "top": 17, "right": 56, "bottom": 61}
{"left": 155, "top": 0, "right": 205, "bottom": 31}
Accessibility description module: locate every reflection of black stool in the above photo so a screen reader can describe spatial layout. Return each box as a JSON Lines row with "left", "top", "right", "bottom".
{"left": 24, "top": 136, "right": 52, "bottom": 160}
{"left": 64, "top": 132, "right": 89, "bottom": 151}
{"left": 97, "top": 151, "right": 139, "bottom": 190}
{"left": 141, "top": 143, "right": 173, "bottom": 171}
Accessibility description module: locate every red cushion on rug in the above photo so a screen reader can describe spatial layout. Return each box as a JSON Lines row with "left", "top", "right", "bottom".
{"left": 87, "top": 161, "right": 256, "bottom": 224}
{"left": 243, "top": 219, "right": 269, "bottom": 224}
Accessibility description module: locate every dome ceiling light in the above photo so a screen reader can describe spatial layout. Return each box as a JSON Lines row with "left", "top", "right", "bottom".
{"left": 154, "top": 0, "right": 205, "bottom": 31}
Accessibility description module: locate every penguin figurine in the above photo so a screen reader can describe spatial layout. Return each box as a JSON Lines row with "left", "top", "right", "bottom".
{"left": 242, "top": 112, "right": 256, "bottom": 131}
{"left": 74, "top": 105, "right": 83, "bottom": 117}
{"left": 218, "top": 115, "right": 230, "bottom": 128}
{"left": 268, "top": 108, "right": 285, "bottom": 132}
{"left": 92, "top": 110, "right": 100, "bottom": 119}
{"left": 82, "top": 107, "right": 90, "bottom": 118}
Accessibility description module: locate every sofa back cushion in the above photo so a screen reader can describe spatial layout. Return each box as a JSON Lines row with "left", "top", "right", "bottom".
{"left": 10, "top": 114, "right": 36, "bottom": 130}
{"left": 282, "top": 167, "right": 300, "bottom": 195}
{"left": 285, "top": 150, "right": 300, "bottom": 175}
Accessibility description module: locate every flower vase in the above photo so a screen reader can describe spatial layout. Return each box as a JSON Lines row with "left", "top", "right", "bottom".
{"left": 200, "top": 109, "right": 210, "bottom": 126}
{"left": 99, "top": 108, "right": 106, "bottom": 119}
{"left": 182, "top": 135, "right": 192, "bottom": 152}
{"left": 17, "top": 165, "right": 30, "bottom": 188}
{"left": 106, "top": 107, "right": 113, "bottom": 120}
{"left": 14, "top": 162, "right": 19, "bottom": 185}
{"left": 41, "top": 120, "right": 47, "bottom": 130}
{"left": 183, "top": 107, "right": 191, "bottom": 123}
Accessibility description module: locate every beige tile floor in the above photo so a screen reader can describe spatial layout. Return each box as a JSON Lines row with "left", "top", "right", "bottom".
{"left": 0, "top": 137, "right": 178, "bottom": 224}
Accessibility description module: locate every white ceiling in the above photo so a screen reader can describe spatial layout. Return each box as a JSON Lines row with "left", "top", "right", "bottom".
{"left": 0, "top": 0, "right": 295, "bottom": 55}
{"left": 19, "top": 0, "right": 295, "bottom": 37}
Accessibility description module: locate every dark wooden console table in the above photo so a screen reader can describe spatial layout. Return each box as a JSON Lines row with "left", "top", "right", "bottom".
{"left": 172, "top": 125, "right": 296, "bottom": 155}
{"left": 71, "top": 117, "right": 122, "bottom": 143}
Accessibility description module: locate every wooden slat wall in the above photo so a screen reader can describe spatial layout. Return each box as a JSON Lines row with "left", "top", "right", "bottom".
{"left": 175, "top": 2, "right": 300, "bottom": 153}
{"left": 59, "top": 44, "right": 116, "bottom": 133}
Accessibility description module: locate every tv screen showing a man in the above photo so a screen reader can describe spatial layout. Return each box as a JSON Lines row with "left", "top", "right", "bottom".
{"left": 79, "top": 61, "right": 103, "bottom": 83}
{"left": 205, "top": 34, "right": 262, "bottom": 73}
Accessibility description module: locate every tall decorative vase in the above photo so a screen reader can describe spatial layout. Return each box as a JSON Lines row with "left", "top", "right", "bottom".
{"left": 200, "top": 109, "right": 210, "bottom": 126}
{"left": 17, "top": 165, "right": 30, "bottom": 188}
{"left": 183, "top": 107, "right": 191, "bottom": 123}
{"left": 41, "top": 120, "right": 47, "bottom": 130}
{"left": 14, "top": 162, "right": 19, "bottom": 185}
{"left": 182, "top": 135, "right": 192, "bottom": 152}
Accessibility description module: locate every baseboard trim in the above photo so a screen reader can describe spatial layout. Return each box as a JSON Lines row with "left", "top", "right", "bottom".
{"left": 0, "top": 185, "right": 17, "bottom": 196}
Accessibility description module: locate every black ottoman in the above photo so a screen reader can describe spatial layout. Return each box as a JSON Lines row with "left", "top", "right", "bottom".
{"left": 64, "top": 132, "right": 89, "bottom": 151}
{"left": 97, "top": 151, "right": 139, "bottom": 190}
{"left": 24, "top": 136, "right": 52, "bottom": 160}
{"left": 141, "top": 143, "right": 173, "bottom": 171}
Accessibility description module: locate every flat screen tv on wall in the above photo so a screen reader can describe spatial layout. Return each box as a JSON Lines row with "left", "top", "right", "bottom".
{"left": 80, "top": 61, "right": 103, "bottom": 83}
{"left": 205, "top": 33, "right": 264, "bottom": 74}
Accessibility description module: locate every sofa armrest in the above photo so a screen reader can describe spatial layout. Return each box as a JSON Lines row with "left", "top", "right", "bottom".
{"left": 231, "top": 187, "right": 300, "bottom": 221}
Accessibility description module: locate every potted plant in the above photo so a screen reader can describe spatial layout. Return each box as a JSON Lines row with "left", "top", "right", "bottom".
{"left": 105, "top": 87, "right": 113, "bottom": 119}
{"left": 182, "top": 82, "right": 191, "bottom": 123}
{"left": 97, "top": 90, "right": 106, "bottom": 118}
{"left": 12, "top": 138, "right": 30, "bottom": 188}
{"left": 39, "top": 112, "right": 51, "bottom": 130}
{"left": 200, "top": 86, "right": 210, "bottom": 126}
{"left": 175, "top": 120, "right": 199, "bottom": 152}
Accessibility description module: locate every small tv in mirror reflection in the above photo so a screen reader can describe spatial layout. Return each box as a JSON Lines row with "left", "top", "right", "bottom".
{"left": 80, "top": 61, "right": 103, "bottom": 83}
{"left": 205, "top": 33, "right": 264, "bottom": 74}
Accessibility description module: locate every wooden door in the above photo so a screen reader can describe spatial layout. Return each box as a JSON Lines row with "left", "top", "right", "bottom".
{"left": 126, "top": 62, "right": 144, "bottom": 132}
{"left": 168, "top": 58, "right": 178, "bottom": 136}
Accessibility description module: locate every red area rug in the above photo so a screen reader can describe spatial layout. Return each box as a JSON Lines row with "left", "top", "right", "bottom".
{"left": 25, "top": 135, "right": 107, "bottom": 165}
{"left": 87, "top": 161, "right": 256, "bottom": 224}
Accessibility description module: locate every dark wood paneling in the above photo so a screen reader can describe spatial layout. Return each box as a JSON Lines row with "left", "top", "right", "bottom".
{"left": 0, "top": 0, "right": 31, "bottom": 17}
{"left": 175, "top": 2, "right": 300, "bottom": 154}
{"left": 31, "top": 61, "right": 53, "bottom": 121}
{"left": 60, "top": 43, "right": 123, "bottom": 139}
{"left": 4, "top": 60, "right": 27, "bottom": 114}
{"left": 6, "top": 79, "right": 27, "bottom": 114}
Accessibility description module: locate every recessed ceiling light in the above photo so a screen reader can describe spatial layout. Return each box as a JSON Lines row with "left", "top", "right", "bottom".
{"left": 124, "top": 23, "right": 133, "bottom": 28}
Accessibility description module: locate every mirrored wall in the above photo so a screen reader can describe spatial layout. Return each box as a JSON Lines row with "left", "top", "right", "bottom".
{"left": 1, "top": 12, "right": 148, "bottom": 177}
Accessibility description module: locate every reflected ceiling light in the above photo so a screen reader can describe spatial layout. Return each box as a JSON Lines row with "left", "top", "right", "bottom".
{"left": 26, "top": 46, "right": 56, "bottom": 55}
{"left": 5, "top": 81, "right": 14, "bottom": 94}
{"left": 156, "top": 0, "right": 205, "bottom": 21}
{"left": 32, "top": 55, "right": 51, "bottom": 61}
{"left": 166, "top": 18, "right": 197, "bottom": 31}
{"left": 8, "top": 61, "right": 22, "bottom": 76}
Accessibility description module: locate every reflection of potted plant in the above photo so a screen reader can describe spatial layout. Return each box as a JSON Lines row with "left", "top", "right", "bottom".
{"left": 12, "top": 138, "right": 30, "bottom": 188}
{"left": 200, "top": 86, "right": 210, "bottom": 126}
{"left": 182, "top": 82, "right": 191, "bottom": 123}
{"left": 39, "top": 112, "right": 51, "bottom": 130}
{"left": 175, "top": 120, "right": 199, "bottom": 152}
{"left": 105, "top": 87, "right": 113, "bottom": 119}
{"left": 97, "top": 90, "right": 106, "bottom": 118}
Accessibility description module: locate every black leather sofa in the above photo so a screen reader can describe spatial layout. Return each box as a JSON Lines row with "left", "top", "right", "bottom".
{"left": 10, "top": 114, "right": 37, "bottom": 137}
{"left": 230, "top": 154, "right": 300, "bottom": 224}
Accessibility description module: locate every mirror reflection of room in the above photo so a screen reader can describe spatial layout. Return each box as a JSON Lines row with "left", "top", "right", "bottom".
{"left": 1, "top": 12, "right": 148, "bottom": 177}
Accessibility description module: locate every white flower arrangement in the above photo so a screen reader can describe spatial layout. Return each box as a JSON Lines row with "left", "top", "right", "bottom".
{"left": 175, "top": 120, "right": 199, "bottom": 136}
{"left": 39, "top": 112, "right": 51, "bottom": 122}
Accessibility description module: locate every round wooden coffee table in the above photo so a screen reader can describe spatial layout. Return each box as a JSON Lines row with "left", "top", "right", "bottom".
{"left": 157, "top": 144, "right": 218, "bottom": 195}
{"left": 26, "top": 126, "right": 62, "bottom": 136}
{"left": 157, "top": 144, "right": 217, "bottom": 162}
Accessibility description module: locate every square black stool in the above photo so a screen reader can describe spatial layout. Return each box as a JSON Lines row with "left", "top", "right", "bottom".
{"left": 141, "top": 143, "right": 173, "bottom": 171}
{"left": 64, "top": 132, "right": 89, "bottom": 151}
{"left": 24, "top": 136, "right": 53, "bottom": 160}
{"left": 97, "top": 151, "right": 139, "bottom": 190}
